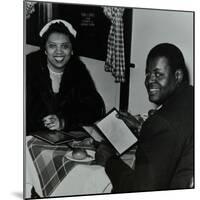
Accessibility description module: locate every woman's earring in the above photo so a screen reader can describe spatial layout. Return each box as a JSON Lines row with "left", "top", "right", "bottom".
{"left": 71, "top": 50, "right": 73, "bottom": 55}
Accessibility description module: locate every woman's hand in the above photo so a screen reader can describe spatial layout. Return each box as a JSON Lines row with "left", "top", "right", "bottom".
{"left": 42, "top": 114, "right": 64, "bottom": 130}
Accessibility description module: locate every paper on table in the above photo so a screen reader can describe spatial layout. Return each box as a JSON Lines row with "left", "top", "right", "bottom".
{"left": 96, "top": 109, "right": 137, "bottom": 155}
{"left": 31, "top": 130, "right": 87, "bottom": 145}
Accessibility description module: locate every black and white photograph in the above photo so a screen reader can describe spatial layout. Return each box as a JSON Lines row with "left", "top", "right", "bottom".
{"left": 23, "top": 0, "right": 194, "bottom": 199}
{"left": 23, "top": 0, "right": 195, "bottom": 199}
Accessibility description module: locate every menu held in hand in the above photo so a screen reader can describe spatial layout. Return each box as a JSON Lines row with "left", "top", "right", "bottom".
{"left": 83, "top": 108, "right": 138, "bottom": 155}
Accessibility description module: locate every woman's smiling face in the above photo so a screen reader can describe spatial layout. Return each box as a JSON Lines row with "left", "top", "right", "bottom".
{"left": 145, "top": 56, "right": 178, "bottom": 105}
{"left": 45, "top": 32, "right": 72, "bottom": 72}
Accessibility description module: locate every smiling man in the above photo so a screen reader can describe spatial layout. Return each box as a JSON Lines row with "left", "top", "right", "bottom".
{"left": 145, "top": 56, "right": 178, "bottom": 105}
{"left": 95, "top": 43, "right": 194, "bottom": 192}
{"left": 145, "top": 43, "right": 189, "bottom": 106}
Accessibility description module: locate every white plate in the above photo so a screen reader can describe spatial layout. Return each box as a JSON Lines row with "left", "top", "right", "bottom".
{"left": 65, "top": 150, "right": 95, "bottom": 162}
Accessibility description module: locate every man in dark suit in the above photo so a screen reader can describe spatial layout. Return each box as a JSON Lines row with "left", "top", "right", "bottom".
{"left": 95, "top": 43, "right": 194, "bottom": 192}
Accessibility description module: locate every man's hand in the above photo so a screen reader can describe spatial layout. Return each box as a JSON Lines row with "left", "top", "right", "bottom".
{"left": 42, "top": 114, "right": 64, "bottom": 130}
{"left": 95, "top": 143, "right": 116, "bottom": 167}
{"left": 116, "top": 111, "right": 142, "bottom": 133}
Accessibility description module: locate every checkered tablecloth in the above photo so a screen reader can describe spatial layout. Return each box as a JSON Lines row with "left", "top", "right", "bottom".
{"left": 27, "top": 136, "right": 136, "bottom": 197}
{"left": 27, "top": 137, "right": 76, "bottom": 197}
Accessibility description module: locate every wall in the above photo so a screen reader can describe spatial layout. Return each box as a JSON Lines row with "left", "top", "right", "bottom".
{"left": 128, "top": 8, "right": 193, "bottom": 115}
{"left": 25, "top": 45, "right": 120, "bottom": 112}
{"left": 80, "top": 57, "right": 120, "bottom": 112}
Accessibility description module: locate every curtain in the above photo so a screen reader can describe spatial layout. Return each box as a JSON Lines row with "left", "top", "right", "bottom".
{"left": 103, "top": 7, "right": 125, "bottom": 83}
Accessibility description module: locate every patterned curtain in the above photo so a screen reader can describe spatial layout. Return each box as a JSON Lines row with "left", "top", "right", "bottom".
{"left": 103, "top": 7, "right": 125, "bottom": 83}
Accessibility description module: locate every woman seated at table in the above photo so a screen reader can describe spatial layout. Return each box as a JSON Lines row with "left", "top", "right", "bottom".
{"left": 26, "top": 19, "right": 105, "bottom": 134}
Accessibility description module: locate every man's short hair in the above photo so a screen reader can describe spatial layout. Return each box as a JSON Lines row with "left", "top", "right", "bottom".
{"left": 146, "top": 43, "right": 189, "bottom": 84}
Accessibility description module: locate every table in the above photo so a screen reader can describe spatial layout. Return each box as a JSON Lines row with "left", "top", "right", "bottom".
{"left": 25, "top": 135, "right": 136, "bottom": 198}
